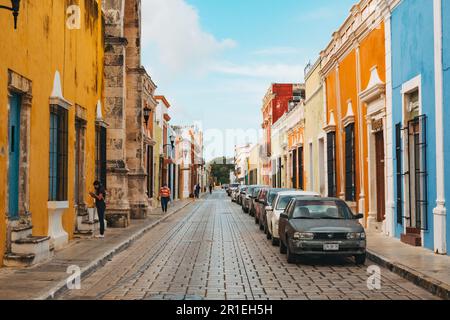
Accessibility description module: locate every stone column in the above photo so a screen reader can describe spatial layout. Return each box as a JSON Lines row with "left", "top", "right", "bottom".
{"left": 124, "top": 0, "right": 149, "bottom": 219}
{"left": 103, "top": 0, "right": 130, "bottom": 228}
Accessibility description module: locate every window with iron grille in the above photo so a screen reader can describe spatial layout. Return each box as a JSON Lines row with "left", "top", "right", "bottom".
{"left": 395, "top": 123, "right": 403, "bottom": 225}
{"left": 95, "top": 125, "right": 107, "bottom": 189}
{"left": 298, "top": 146, "right": 304, "bottom": 190}
{"left": 406, "top": 115, "right": 428, "bottom": 230}
{"left": 327, "top": 132, "right": 336, "bottom": 197}
{"left": 345, "top": 124, "right": 356, "bottom": 201}
{"left": 49, "top": 105, "right": 68, "bottom": 201}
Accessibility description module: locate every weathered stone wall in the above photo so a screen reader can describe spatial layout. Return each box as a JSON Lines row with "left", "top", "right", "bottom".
{"left": 103, "top": 0, "right": 130, "bottom": 227}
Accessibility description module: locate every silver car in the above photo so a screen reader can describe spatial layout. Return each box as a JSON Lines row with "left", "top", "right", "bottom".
{"left": 278, "top": 197, "right": 366, "bottom": 265}
{"left": 267, "top": 190, "right": 320, "bottom": 246}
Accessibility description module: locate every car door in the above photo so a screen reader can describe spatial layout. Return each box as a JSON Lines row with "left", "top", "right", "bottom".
{"left": 268, "top": 195, "right": 279, "bottom": 235}
{"left": 279, "top": 199, "right": 295, "bottom": 244}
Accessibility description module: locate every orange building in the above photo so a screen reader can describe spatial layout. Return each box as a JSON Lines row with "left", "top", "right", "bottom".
{"left": 321, "top": 0, "right": 388, "bottom": 230}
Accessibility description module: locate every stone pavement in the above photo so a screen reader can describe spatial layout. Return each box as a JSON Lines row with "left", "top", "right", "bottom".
{"left": 60, "top": 191, "right": 438, "bottom": 300}
{"left": 366, "top": 232, "right": 450, "bottom": 299}
{"left": 0, "top": 198, "right": 193, "bottom": 300}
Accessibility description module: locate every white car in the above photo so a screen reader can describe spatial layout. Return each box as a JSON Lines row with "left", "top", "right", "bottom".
{"left": 266, "top": 190, "right": 320, "bottom": 246}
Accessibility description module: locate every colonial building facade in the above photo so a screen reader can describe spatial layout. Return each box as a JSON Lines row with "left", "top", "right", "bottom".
{"left": 103, "top": 0, "right": 157, "bottom": 226}
{"left": 388, "top": 0, "right": 449, "bottom": 253}
{"left": 303, "top": 58, "right": 326, "bottom": 196}
{"left": 0, "top": 0, "right": 104, "bottom": 266}
{"left": 321, "top": 0, "right": 388, "bottom": 230}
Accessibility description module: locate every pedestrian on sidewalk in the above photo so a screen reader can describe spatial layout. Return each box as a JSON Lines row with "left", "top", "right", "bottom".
{"left": 209, "top": 184, "right": 213, "bottom": 194}
{"left": 195, "top": 183, "right": 201, "bottom": 198}
{"left": 89, "top": 181, "right": 106, "bottom": 239}
{"left": 159, "top": 184, "right": 171, "bottom": 213}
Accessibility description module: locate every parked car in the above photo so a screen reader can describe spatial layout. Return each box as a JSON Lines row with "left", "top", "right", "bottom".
{"left": 249, "top": 185, "right": 269, "bottom": 217}
{"left": 237, "top": 186, "right": 248, "bottom": 205}
{"left": 254, "top": 187, "right": 269, "bottom": 227}
{"left": 278, "top": 197, "right": 366, "bottom": 264}
{"left": 267, "top": 190, "right": 320, "bottom": 246}
{"left": 222, "top": 184, "right": 229, "bottom": 190}
{"left": 231, "top": 185, "right": 242, "bottom": 202}
{"left": 227, "top": 183, "right": 240, "bottom": 197}
{"left": 242, "top": 185, "right": 259, "bottom": 213}
{"left": 255, "top": 188, "right": 294, "bottom": 234}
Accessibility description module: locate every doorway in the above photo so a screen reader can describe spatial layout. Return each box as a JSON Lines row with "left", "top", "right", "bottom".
{"left": 8, "top": 93, "right": 21, "bottom": 219}
{"left": 375, "top": 131, "right": 385, "bottom": 222}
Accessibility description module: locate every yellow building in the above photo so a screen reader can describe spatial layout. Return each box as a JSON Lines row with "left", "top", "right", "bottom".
{"left": 303, "top": 59, "right": 326, "bottom": 195}
{"left": 0, "top": 0, "right": 104, "bottom": 267}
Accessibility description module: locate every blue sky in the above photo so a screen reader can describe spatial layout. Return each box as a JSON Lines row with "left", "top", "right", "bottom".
{"left": 141, "top": 0, "right": 356, "bottom": 160}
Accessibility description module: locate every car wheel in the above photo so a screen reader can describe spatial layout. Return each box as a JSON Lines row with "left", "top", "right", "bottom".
{"left": 266, "top": 229, "right": 271, "bottom": 240}
{"left": 286, "top": 240, "right": 297, "bottom": 264}
{"left": 279, "top": 238, "right": 287, "bottom": 254}
{"left": 272, "top": 236, "right": 280, "bottom": 247}
{"left": 355, "top": 253, "right": 366, "bottom": 265}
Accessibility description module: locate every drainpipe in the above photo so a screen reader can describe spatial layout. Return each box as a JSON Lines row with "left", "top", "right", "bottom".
{"left": 433, "top": 0, "right": 446, "bottom": 254}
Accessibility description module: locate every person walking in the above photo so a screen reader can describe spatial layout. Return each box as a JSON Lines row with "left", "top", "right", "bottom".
{"left": 89, "top": 181, "right": 106, "bottom": 239}
{"left": 159, "top": 184, "right": 171, "bottom": 213}
{"left": 209, "top": 183, "right": 213, "bottom": 194}
{"left": 194, "top": 183, "right": 201, "bottom": 199}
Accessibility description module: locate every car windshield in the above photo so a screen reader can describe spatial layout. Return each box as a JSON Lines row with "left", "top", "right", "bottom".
{"left": 252, "top": 188, "right": 261, "bottom": 197}
{"left": 292, "top": 200, "right": 355, "bottom": 220}
{"left": 276, "top": 195, "right": 295, "bottom": 210}
{"left": 268, "top": 192, "right": 281, "bottom": 205}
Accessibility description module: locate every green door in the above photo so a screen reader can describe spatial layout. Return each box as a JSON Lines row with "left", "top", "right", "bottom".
{"left": 8, "top": 94, "right": 21, "bottom": 219}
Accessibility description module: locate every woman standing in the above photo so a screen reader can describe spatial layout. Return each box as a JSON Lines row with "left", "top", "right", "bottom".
{"left": 89, "top": 181, "right": 106, "bottom": 239}
{"left": 159, "top": 184, "right": 171, "bottom": 213}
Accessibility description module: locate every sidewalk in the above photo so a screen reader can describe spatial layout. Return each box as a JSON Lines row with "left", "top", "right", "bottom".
{"left": 367, "top": 232, "right": 450, "bottom": 299}
{"left": 0, "top": 199, "right": 193, "bottom": 300}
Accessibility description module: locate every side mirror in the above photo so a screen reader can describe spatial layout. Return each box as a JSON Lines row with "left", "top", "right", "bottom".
{"left": 355, "top": 213, "right": 364, "bottom": 219}
{"left": 265, "top": 206, "right": 273, "bottom": 212}
{"left": 280, "top": 213, "right": 288, "bottom": 220}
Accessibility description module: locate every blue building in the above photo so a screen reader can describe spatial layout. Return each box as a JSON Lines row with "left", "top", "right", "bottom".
{"left": 442, "top": 0, "right": 450, "bottom": 253}
{"left": 388, "top": 0, "right": 448, "bottom": 254}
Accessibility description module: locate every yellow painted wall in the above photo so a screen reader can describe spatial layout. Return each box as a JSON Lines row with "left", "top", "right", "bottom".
{"left": 323, "top": 20, "right": 386, "bottom": 220}
{"left": 0, "top": 0, "right": 104, "bottom": 264}
{"left": 359, "top": 22, "right": 386, "bottom": 218}
{"left": 304, "top": 60, "right": 324, "bottom": 194}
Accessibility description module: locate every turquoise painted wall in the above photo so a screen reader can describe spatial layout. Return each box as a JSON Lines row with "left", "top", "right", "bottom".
{"left": 391, "top": 0, "right": 436, "bottom": 250}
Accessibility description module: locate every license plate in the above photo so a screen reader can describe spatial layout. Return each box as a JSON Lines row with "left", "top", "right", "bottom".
{"left": 323, "top": 243, "right": 339, "bottom": 251}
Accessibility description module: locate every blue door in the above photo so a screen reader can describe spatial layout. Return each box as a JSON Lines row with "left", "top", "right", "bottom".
{"left": 8, "top": 94, "right": 21, "bottom": 219}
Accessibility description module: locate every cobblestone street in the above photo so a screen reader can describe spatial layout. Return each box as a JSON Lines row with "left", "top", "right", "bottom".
{"left": 61, "top": 191, "right": 438, "bottom": 300}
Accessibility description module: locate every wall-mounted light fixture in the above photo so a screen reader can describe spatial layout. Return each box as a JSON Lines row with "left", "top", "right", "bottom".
{"left": 143, "top": 107, "right": 151, "bottom": 126}
{"left": 0, "top": 0, "right": 21, "bottom": 29}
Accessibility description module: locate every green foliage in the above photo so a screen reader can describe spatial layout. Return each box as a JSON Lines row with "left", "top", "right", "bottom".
{"left": 210, "top": 162, "right": 234, "bottom": 185}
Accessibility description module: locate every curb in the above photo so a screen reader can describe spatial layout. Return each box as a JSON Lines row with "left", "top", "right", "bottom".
{"left": 366, "top": 250, "right": 450, "bottom": 300}
{"left": 41, "top": 200, "right": 194, "bottom": 300}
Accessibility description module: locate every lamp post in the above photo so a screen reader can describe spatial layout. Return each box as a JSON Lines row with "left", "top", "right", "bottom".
{"left": 0, "top": 0, "right": 20, "bottom": 29}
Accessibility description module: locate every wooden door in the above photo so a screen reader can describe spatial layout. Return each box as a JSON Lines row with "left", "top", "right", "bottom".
{"left": 375, "top": 131, "right": 385, "bottom": 222}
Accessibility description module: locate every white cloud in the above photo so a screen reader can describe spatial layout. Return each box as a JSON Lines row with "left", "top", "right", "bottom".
{"left": 251, "top": 46, "right": 305, "bottom": 56}
{"left": 141, "top": 0, "right": 236, "bottom": 75}
{"left": 210, "top": 62, "right": 305, "bottom": 82}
